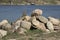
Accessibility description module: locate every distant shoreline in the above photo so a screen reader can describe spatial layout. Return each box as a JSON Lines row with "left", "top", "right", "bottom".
{"left": 0, "top": 3, "right": 60, "bottom": 5}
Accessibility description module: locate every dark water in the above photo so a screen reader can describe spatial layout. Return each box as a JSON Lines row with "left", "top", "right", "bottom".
{"left": 0, "top": 5, "right": 60, "bottom": 22}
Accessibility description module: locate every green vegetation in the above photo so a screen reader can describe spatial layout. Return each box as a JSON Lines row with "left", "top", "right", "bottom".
{"left": 0, "top": 0, "right": 60, "bottom": 5}
{"left": 1, "top": 29, "right": 60, "bottom": 40}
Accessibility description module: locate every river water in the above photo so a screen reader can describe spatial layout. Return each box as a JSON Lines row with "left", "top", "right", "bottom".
{"left": 0, "top": 5, "right": 60, "bottom": 22}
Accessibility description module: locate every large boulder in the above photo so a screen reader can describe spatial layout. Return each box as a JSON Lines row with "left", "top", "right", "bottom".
{"left": 20, "top": 21, "right": 31, "bottom": 30}
{"left": 31, "top": 17, "right": 47, "bottom": 32}
{"left": 0, "top": 20, "right": 12, "bottom": 31}
{"left": 0, "top": 29, "right": 7, "bottom": 38}
{"left": 31, "top": 9, "right": 43, "bottom": 17}
{"left": 46, "top": 21, "right": 54, "bottom": 32}
{"left": 36, "top": 16, "right": 48, "bottom": 23}
{"left": 48, "top": 16, "right": 60, "bottom": 26}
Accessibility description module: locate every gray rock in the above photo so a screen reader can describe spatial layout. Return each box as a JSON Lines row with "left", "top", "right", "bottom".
{"left": 48, "top": 16, "right": 60, "bottom": 26}
{"left": 36, "top": 16, "right": 48, "bottom": 23}
{"left": 47, "top": 21, "right": 54, "bottom": 32}
{"left": 0, "top": 29, "right": 7, "bottom": 38}
{"left": 20, "top": 21, "right": 31, "bottom": 30}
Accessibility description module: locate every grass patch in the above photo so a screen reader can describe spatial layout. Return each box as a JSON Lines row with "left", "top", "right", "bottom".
{"left": 1, "top": 30, "right": 60, "bottom": 40}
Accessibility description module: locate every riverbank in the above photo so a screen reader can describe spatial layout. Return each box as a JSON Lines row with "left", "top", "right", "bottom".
{"left": 0, "top": 0, "right": 60, "bottom": 5}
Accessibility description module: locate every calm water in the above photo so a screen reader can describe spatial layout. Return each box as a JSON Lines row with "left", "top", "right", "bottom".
{"left": 0, "top": 5, "right": 60, "bottom": 22}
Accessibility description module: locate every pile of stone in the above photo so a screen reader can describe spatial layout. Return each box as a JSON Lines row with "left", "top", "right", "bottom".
{"left": 0, "top": 9, "right": 60, "bottom": 38}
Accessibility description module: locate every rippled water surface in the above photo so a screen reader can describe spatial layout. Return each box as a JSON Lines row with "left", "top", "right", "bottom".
{"left": 0, "top": 5, "right": 60, "bottom": 22}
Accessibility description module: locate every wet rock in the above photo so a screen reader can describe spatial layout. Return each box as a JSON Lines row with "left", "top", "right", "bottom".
{"left": 48, "top": 16, "right": 60, "bottom": 26}
{"left": 31, "top": 9, "right": 43, "bottom": 17}
{"left": 36, "top": 16, "right": 48, "bottom": 23}
{"left": 46, "top": 21, "right": 54, "bottom": 32}
{"left": 20, "top": 21, "right": 31, "bottom": 30}
{"left": 0, "top": 29, "right": 7, "bottom": 38}
{"left": 31, "top": 17, "right": 47, "bottom": 31}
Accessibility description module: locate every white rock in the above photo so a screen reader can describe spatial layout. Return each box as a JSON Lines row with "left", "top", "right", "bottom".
{"left": 47, "top": 21, "right": 54, "bottom": 32}
{"left": 0, "top": 20, "right": 8, "bottom": 26}
{"left": 0, "top": 30, "right": 7, "bottom": 38}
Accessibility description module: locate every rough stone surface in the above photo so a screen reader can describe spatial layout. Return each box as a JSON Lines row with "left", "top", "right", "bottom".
{"left": 32, "top": 17, "right": 40, "bottom": 27}
{"left": 0, "top": 20, "right": 8, "bottom": 26}
{"left": 54, "top": 26, "right": 60, "bottom": 30}
{"left": 24, "top": 16, "right": 31, "bottom": 21}
{"left": 20, "top": 21, "right": 31, "bottom": 30}
{"left": 4, "top": 23, "right": 12, "bottom": 31}
{"left": 47, "top": 21, "right": 54, "bottom": 32}
{"left": 0, "top": 30, "right": 7, "bottom": 38}
{"left": 0, "top": 20, "right": 12, "bottom": 31}
{"left": 14, "top": 20, "right": 22, "bottom": 30}
{"left": 48, "top": 16, "right": 60, "bottom": 26}
{"left": 16, "top": 28, "right": 27, "bottom": 35}
{"left": 31, "top": 9, "right": 43, "bottom": 17}
{"left": 36, "top": 16, "right": 48, "bottom": 23}
{"left": 31, "top": 17, "right": 47, "bottom": 31}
